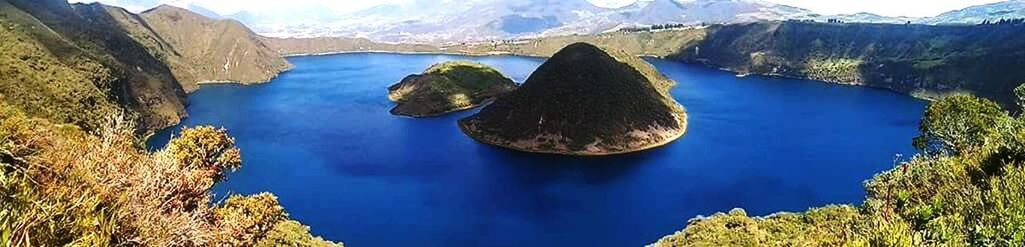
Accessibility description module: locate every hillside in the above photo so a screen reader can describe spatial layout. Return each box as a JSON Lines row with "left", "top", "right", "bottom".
{"left": 652, "top": 92, "right": 1025, "bottom": 246}
{"left": 670, "top": 21, "right": 1025, "bottom": 106}
{"left": 2, "top": 0, "right": 187, "bottom": 132}
{"left": 459, "top": 43, "right": 687, "bottom": 155}
{"left": 388, "top": 61, "right": 517, "bottom": 117}
{"left": 136, "top": 5, "right": 291, "bottom": 91}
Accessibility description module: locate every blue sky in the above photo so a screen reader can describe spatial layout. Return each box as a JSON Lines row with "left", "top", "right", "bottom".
{"left": 72, "top": 0, "right": 1006, "bottom": 17}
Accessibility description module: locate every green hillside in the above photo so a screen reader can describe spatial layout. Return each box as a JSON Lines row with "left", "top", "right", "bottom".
{"left": 654, "top": 90, "right": 1025, "bottom": 246}
{"left": 671, "top": 21, "right": 1025, "bottom": 107}
{"left": 0, "top": 0, "right": 185, "bottom": 132}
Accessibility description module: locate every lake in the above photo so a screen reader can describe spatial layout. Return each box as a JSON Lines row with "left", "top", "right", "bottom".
{"left": 148, "top": 53, "right": 926, "bottom": 247}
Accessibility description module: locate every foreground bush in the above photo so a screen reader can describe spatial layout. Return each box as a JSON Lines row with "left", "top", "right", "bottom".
{"left": 653, "top": 91, "right": 1025, "bottom": 246}
{"left": 0, "top": 104, "right": 339, "bottom": 246}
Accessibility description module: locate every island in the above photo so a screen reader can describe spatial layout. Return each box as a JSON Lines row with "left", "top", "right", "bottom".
{"left": 388, "top": 61, "right": 518, "bottom": 117}
{"left": 458, "top": 43, "right": 688, "bottom": 156}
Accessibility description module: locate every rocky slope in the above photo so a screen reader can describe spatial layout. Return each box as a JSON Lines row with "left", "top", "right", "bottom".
{"left": 388, "top": 61, "right": 517, "bottom": 117}
{"left": 459, "top": 43, "right": 687, "bottom": 155}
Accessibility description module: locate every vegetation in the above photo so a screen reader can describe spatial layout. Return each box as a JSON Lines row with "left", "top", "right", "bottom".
{"left": 2, "top": 0, "right": 188, "bottom": 132}
{"left": 459, "top": 43, "right": 687, "bottom": 155}
{"left": 388, "top": 61, "right": 517, "bottom": 117}
{"left": 0, "top": 3, "right": 119, "bottom": 131}
{"left": 1, "top": 1, "right": 337, "bottom": 246}
{"left": 653, "top": 87, "right": 1025, "bottom": 246}
{"left": 0, "top": 103, "right": 339, "bottom": 246}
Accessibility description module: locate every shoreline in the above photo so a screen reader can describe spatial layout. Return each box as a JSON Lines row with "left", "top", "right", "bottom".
{"left": 284, "top": 50, "right": 936, "bottom": 103}
{"left": 458, "top": 113, "right": 689, "bottom": 156}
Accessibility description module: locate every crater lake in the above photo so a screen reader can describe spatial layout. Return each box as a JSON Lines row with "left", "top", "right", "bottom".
{"left": 148, "top": 53, "right": 926, "bottom": 247}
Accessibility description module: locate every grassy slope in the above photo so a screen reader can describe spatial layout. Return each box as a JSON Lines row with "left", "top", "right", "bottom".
{"left": 2, "top": 0, "right": 188, "bottom": 132}
{"left": 1, "top": 0, "right": 133, "bottom": 131}
{"left": 388, "top": 61, "right": 516, "bottom": 117}
{"left": 671, "top": 22, "right": 1025, "bottom": 106}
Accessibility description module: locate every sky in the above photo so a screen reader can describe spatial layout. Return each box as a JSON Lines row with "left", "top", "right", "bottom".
{"left": 71, "top": 0, "right": 1007, "bottom": 17}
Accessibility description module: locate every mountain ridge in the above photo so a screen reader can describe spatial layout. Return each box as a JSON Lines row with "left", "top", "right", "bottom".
{"left": 224, "top": 0, "right": 1025, "bottom": 43}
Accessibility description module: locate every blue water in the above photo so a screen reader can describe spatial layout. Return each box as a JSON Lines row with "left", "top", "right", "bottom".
{"left": 148, "top": 53, "right": 926, "bottom": 247}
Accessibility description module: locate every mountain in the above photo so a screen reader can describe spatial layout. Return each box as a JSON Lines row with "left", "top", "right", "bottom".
{"left": 136, "top": 5, "right": 292, "bottom": 91}
{"left": 459, "top": 43, "right": 687, "bottom": 155}
{"left": 830, "top": 12, "right": 917, "bottom": 24}
{"left": 923, "top": 0, "right": 1025, "bottom": 24}
{"left": 0, "top": 0, "right": 292, "bottom": 131}
{"left": 388, "top": 61, "right": 517, "bottom": 117}
{"left": 239, "top": 0, "right": 822, "bottom": 43}
{"left": 230, "top": 0, "right": 1025, "bottom": 43}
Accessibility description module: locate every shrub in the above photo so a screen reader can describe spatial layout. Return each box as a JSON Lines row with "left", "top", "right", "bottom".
{"left": 0, "top": 104, "right": 340, "bottom": 246}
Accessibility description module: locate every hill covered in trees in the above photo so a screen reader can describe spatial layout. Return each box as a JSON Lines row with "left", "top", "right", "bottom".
{"left": 388, "top": 61, "right": 517, "bottom": 117}
{"left": 459, "top": 43, "right": 687, "bottom": 155}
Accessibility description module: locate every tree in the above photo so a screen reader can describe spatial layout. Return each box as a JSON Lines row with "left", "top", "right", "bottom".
{"left": 913, "top": 95, "right": 1010, "bottom": 154}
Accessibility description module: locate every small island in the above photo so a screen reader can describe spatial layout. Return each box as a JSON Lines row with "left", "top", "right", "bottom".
{"left": 388, "top": 61, "right": 518, "bottom": 117}
{"left": 459, "top": 42, "right": 688, "bottom": 156}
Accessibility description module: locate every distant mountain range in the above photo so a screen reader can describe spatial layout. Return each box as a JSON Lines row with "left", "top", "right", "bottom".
{"left": 206, "top": 0, "right": 1025, "bottom": 43}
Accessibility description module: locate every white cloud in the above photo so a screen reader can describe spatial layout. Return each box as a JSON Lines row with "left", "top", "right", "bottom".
{"left": 70, "top": 0, "right": 1010, "bottom": 17}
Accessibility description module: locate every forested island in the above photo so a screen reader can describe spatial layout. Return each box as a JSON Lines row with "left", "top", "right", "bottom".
{"left": 459, "top": 43, "right": 687, "bottom": 155}
{"left": 388, "top": 61, "right": 517, "bottom": 117}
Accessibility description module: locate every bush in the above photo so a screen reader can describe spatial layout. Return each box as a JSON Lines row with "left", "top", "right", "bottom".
{"left": 0, "top": 104, "right": 340, "bottom": 246}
